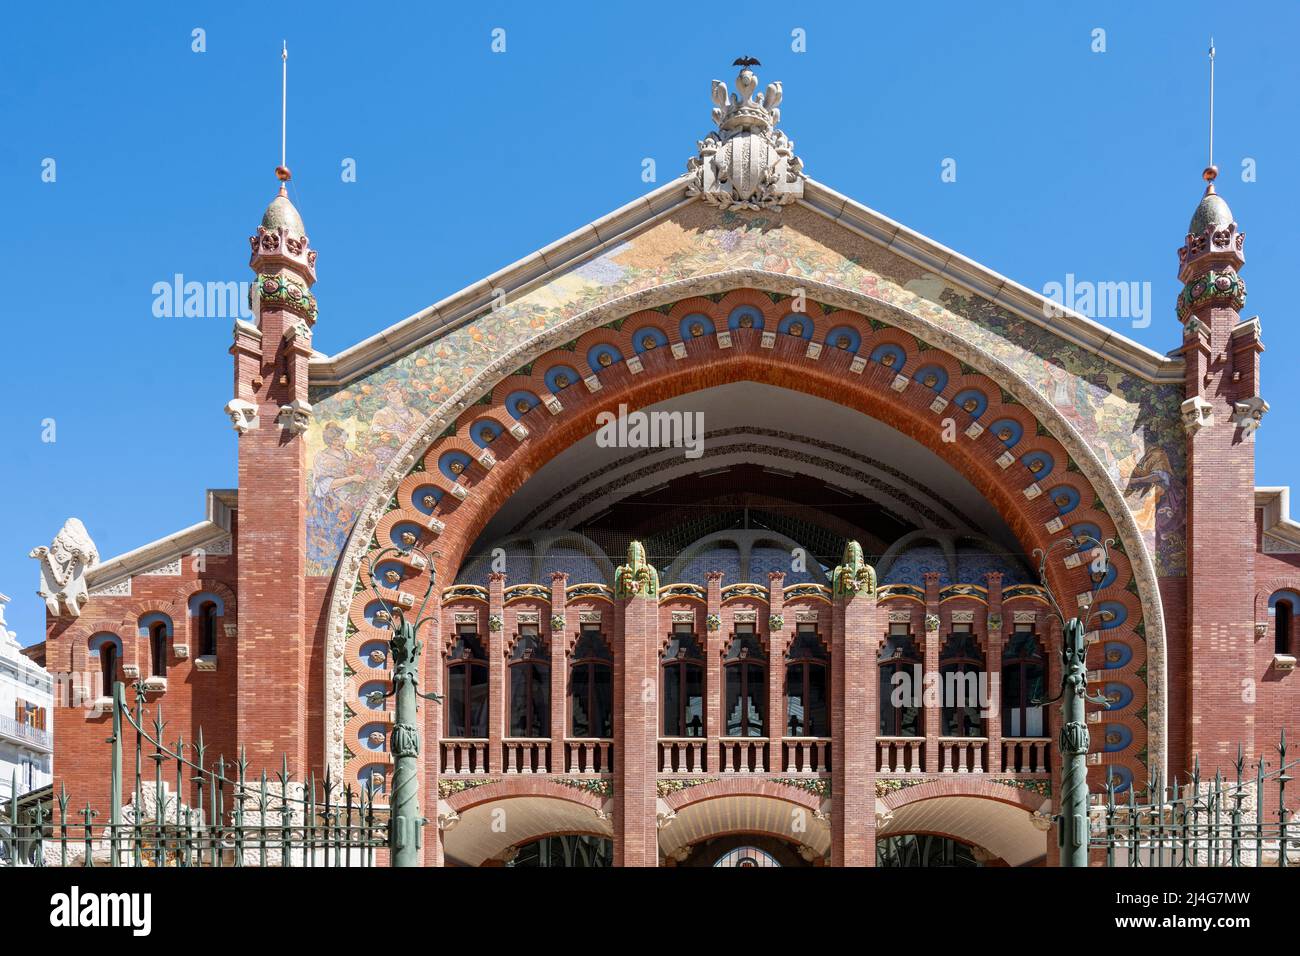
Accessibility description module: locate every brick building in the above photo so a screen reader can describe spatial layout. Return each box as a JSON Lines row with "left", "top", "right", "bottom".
{"left": 28, "top": 65, "right": 1300, "bottom": 866}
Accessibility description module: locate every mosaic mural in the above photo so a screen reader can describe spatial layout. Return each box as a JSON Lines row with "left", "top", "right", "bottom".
{"left": 306, "top": 203, "right": 1186, "bottom": 576}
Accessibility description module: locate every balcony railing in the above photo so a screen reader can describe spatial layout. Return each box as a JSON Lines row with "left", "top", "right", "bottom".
{"left": 501, "top": 738, "right": 551, "bottom": 774}
{"left": 1001, "top": 737, "right": 1051, "bottom": 774}
{"left": 440, "top": 739, "right": 489, "bottom": 775}
{"left": 0, "top": 715, "right": 51, "bottom": 752}
{"left": 658, "top": 738, "right": 707, "bottom": 774}
{"left": 877, "top": 736, "right": 925, "bottom": 773}
{"left": 564, "top": 738, "right": 614, "bottom": 775}
{"left": 938, "top": 736, "right": 988, "bottom": 773}
{"left": 781, "top": 737, "right": 832, "bottom": 774}
{"left": 718, "top": 737, "right": 770, "bottom": 774}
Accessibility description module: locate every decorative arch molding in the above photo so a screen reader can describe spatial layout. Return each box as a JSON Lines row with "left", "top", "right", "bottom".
{"left": 660, "top": 778, "right": 823, "bottom": 814}
{"left": 442, "top": 778, "right": 607, "bottom": 815}
{"left": 322, "top": 272, "right": 1169, "bottom": 784}
{"left": 880, "top": 778, "right": 1045, "bottom": 814}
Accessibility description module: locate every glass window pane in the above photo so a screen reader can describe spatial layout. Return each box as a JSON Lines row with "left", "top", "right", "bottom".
{"left": 593, "top": 665, "right": 612, "bottom": 737}
{"left": 570, "top": 665, "right": 590, "bottom": 737}
{"left": 683, "top": 666, "right": 704, "bottom": 737}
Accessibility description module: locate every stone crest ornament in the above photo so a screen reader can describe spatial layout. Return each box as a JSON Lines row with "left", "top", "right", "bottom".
{"left": 1231, "top": 395, "right": 1268, "bottom": 440}
{"left": 1180, "top": 396, "right": 1214, "bottom": 435}
{"left": 224, "top": 398, "right": 259, "bottom": 434}
{"left": 30, "top": 518, "right": 99, "bottom": 619}
{"left": 686, "top": 61, "right": 804, "bottom": 210}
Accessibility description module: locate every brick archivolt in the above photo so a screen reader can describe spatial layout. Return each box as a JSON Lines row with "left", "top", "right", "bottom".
{"left": 324, "top": 276, "right": 1166, "bottom": 784}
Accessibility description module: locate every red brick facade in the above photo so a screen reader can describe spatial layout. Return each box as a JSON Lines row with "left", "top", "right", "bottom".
{"left": 34, "top": 175, "right": 1300, "bottom": 867}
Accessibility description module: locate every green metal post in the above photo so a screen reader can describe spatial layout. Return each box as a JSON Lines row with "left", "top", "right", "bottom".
{"left": 1057, "top": 617, "right": 1091, "bottom": 867}
{"left": 109, "top": 681, "right": 123, "bottom": 866}
{"left": 388, "top": 617, "right": 423, "bottom": 867}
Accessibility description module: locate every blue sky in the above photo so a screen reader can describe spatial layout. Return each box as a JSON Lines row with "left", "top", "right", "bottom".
{"left": 2, "top": 1, "right": 1298, "bottom": 646}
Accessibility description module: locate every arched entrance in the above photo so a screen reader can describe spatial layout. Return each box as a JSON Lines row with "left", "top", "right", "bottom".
{"left": 321, "top": 287, "right": 1159, "bottom": 867}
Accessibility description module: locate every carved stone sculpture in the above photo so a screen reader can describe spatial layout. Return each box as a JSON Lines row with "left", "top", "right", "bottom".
{"left": 30, "top": 518, "right": 99, "bottom": 618}
{"left": 686, "top": 64, "right": 804, "bottom": 210}
{"left": 224, "top": 398, "right": 259, "bottom": 434}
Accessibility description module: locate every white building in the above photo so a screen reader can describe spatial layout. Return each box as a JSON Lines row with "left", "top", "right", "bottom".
{"left": 0, "top": 593, "right": 53, "bottom": 802}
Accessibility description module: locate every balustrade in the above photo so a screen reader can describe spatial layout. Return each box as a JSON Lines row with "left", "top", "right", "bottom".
{"left": 501, "top": 738, "right": 551, "bottom": 774}
{"left": 876, "top": 736, "right": 925, "bottom": 773}
{"left": 658, "top": 737, "right": 707, "bottom": 774}
{"left": 565, "top": 738, "right": 614, "bottom": 774}
{"left": 781, "top": 737, "right": 832, "bottom": 774}
{"left": 440, "top": 739, "right": 489, "bottom": 775}
{"left": 938, "top": 736, "right": 988, "bottom": 773}
{"left": 1001, "top": 737, "right": 1051, "bottom": 774}
{"left": 718, "top": 737, "right": 770, "bottom": 774}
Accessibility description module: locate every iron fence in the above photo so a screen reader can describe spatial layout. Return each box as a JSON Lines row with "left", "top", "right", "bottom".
{"left": 1092, "top": 733, "right": 1297, "bottom": 867}
{"left": 2, "top": 682, "right": 388, "bottom": 867}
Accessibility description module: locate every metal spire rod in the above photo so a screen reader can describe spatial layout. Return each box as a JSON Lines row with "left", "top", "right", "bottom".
{"left": 281, "top": 41, "right": 288, "bottom": 171}
{"left": 1208, "top": 37, "right": 1215, "bottom": 170}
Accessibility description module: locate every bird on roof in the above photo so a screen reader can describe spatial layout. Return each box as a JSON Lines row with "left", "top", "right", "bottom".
{"left": 733, "top": 56, "right": 761, "bottom": 68}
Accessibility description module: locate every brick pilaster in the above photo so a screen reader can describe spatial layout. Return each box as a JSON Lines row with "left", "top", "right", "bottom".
{"left": 922, "top": 571, "right": 942, "bottom": 772}
{"left": 615, "top": 590, "right": 659, "bottom": 866}
{"left": 486, "top": 572, "right": 506, "bottom": 772}
{"left": 985, "top": 572, "right": 1004, "bottom": 772}
{"left": 704, "top": 571, "right": 724, "bottom": 748}
{"left": 549, "top": 572, "right": 568, "bottom": 773}
{"left": 767, "top": 571, "right": 786, "bottom": 767}
{"left": 831, "top": 585, "right": 881, "bottom": 866}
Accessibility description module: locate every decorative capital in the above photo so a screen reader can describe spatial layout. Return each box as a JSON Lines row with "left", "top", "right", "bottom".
{"left": 831, "top": 541, "right": 877, "bottom": 598}
{"left": 686, "top": 63, "right": 804, "bottom": 210}
{"left": 1176, "top": 267, "right": 1246, "bottom": 322}
{"left": 768, "top": 613, "right": 785, "bottom": 632}
{"left": 256, "top": 273, "right": 318, "bottom": 322}
{"left": 924, "top": 613, "right": 941, "bottom": 634}
{"left": 615, "top": 540, "right": 659, "bottom": 600}
{"left": 705, "top": 613, "right": 721, "bottom": 632}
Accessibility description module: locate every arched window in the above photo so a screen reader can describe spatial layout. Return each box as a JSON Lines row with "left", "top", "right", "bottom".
{"left": 569, "top": 625, "right": 613, "bottom": 738}
{"left": 879, "top": 623, "right": 921, "bottom": 736}
{"left": 785, "top": 624, "right": 828, "bottom": 737}
{"left": 724, "top": 625, "right": 765, "bottom": 737}
{"left": 199, "top": 602, "right": 218, "bottom": 658}
{"left": 149, "top": 622, "right": 168, "bottom": 678}
{"left": 1002, "top": 625, "right": 1046, "bottom": 737}
{"left": 89, "top": 634, "right": 121, "bottom": 697}
{"left": 662, "top": 623, "right": 704, "bottom": 738}
{"left": 1271, "top": 591, "right": 1298, "bottom": 657}
{"left": 940, "top": 625, "right": 985, "bottom": 737}
{"left": 508, "top": 626, "right": 549, "bottom": 738}
{"left": 446, "top": 627, "right": 489, "bottom": 738}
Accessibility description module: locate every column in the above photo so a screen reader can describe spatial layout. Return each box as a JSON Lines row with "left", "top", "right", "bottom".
{"left": 984, "top": 572, "right": 1004, "bottom": 773}
{"left": 922, "top": 571, "right": 942, "bottom": 772}
{"left": 486, "top": 572, "right": 506, "bottom": 773}
{"left": 549, "top": 572, "right": 568, "bottom": 774}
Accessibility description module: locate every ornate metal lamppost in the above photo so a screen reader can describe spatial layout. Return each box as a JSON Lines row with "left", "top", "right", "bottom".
{"left": 1033, "top": 534, "right": 1114, "bottom": 867}
{"left": 364, "top": 543, "right": 442, "bottom": 867}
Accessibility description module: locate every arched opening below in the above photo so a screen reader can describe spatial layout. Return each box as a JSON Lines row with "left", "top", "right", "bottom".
{"left": 878, "top": 795, "right": 1048, "bottom": 867}
{"left": 505, "top": 834, "right": 613, "bottom": 868}
{"left": 877, "top": 833, "right": 987, "bottom": 867}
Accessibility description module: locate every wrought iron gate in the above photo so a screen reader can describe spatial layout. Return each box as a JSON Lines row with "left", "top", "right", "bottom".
{"left": 1091, "top": 735, "right": 1297, "bottom": 867}
{"left": 2, "top": 681, "right": 388, "bottom": 867}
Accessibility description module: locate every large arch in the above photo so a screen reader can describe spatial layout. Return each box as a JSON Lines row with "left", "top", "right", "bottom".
{"left": 323, "top": 275, "right": 1167, "bottom": 784}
